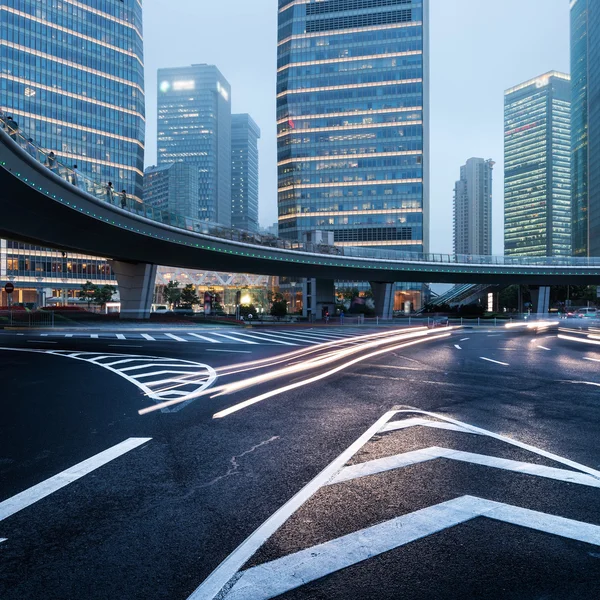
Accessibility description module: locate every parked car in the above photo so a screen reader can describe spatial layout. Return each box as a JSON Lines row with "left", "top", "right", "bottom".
{"left": 152, "top": 305, "right": 171, "bottom": 314}
{"left": 575, "top": 308, "right": 597, "bottom": 318}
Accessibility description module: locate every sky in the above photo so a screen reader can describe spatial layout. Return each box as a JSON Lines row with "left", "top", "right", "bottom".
{"left": 143, "top": 0, "right": 570, "bottom": 255}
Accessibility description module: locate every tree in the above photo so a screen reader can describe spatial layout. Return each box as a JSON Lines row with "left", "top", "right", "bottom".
{"left": 93, "top": 284, "right": 116, "bottom": 306}
{"left": 163, "top": 281, "right": 181, "bottom": 308}
{"left": 180, "top": 284, "right": 200, "bottom": 308}
{"left": 80, "top": 281, "right": 97, "bottom": 308}
{"left": 270, "top": 291, "right": 287, "bottom": 319}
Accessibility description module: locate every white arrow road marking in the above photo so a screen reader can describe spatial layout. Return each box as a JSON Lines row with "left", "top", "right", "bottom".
{"left": 222, "top": 496, "right": 600, "bottom": 600}
{"left": 329, "top": 446, "right": 600, "bottom": 488}
{"left": 190, "top": 409, "right": 600, "bottom": 599}
{"left": 480, "top": 357, "right": 509, "bottom": 366}
{"left": 0, "top": 349, "right": 217, "bottom": 413}
{"left": 454, "top": 344, "right": 462, "bottom": 350}
{"left": 0, "top": 438, "right": 151, "bottom": 522}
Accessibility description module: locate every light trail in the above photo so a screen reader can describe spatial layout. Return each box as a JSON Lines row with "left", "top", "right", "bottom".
{"left": 212, "top": 332, "right": 452, "bottom": 419}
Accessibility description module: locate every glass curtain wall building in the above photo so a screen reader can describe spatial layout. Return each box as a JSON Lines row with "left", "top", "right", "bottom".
{"left": 0, "top": 0, "right": 145, "bottom": 306}
{"left": 276, "top": 0, "right": 429, "bottom": 310}
{"left": 453, "top": 158, "right": 494, "bottom": 256}
{"left": 231, "top": 114, "right": 261, "bottom": 232}
{"left": 504, "top": 72, "right": 572, "bottom": 257}
{"left": 157, "top": 64, "right": 232, "bottom": 227}
{"left": 143, "top": 162, "right": 199, "bottom": 220}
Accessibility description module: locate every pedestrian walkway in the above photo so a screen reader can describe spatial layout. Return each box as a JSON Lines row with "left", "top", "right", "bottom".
{"left": 24, "top": 327, "right": 371, "bottom": 346}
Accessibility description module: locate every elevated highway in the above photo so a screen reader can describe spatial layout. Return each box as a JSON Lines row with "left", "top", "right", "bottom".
{"left": 1, "top": 128, "right": 598, "bottom": 317}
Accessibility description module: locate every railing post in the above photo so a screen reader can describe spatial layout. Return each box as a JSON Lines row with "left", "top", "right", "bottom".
{"left": 494, "top": 318, "right": 497, "bottom": 327}
{"left": 477, "top": 317, "right": 480, "bottom": 326}
{"left": 409, "top": 316, "right": 411, "bottom": 326}
{"left": 461, "top": 317, "right": 463, "bottom": 326}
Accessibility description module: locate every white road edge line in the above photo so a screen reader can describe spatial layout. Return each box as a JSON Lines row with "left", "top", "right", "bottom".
{"left": 222, "top": 496, "right": 600, "bottom": 600}
{"left": 0, "top": 438, "right": 152, "bottom": 522}
{"left": 188, "top": 410, "right": 399, "bottom": 600}
{"left": 480, "top": 356, "right": 509, "bottom": 366}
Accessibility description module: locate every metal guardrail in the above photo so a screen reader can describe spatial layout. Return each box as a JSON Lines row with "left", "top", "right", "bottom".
{"left": 2, "top": 120, "right": 597, "bottom": 268}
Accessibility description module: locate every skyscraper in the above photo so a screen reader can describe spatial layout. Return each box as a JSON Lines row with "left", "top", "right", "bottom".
{"left": 0, "top": 0, "right": 145, "bottom": 199}
{"left": 144, "top": 163, "right": 199, "bottom": 220}
{"left": 157, "top": 64, "right": 232, "bottom": 226}
{"left": 571, "top": 0, "right": 600, "bottom": 256}
{"left": 0, "top": 0, "right": 144, "bottom": 306}
{"left": 453, "top": 158, "right": 494, "bottom": 256}
{"left": 276, "top": 0, "right": 429, "bottom": 252}
{"left": 231, "top": 114, "right": 261, "bottom": 232}
{"left": 504, "top": 72, "right": 571, "bottom": 257}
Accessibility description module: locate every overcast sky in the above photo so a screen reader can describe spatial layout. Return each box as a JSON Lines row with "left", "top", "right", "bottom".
{"left": 143, "top": 0, "right": 570, "bottom": 255}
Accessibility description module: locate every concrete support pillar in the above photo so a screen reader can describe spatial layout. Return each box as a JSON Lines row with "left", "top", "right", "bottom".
{"left": 109, "top": 260, "right": 157, "bottom": 320}
{"left": 370, "top": 281, "right": 395, "bottom": 319}
{"left": 530, "top": 285, "right": 551, "bottom": 316}
{"left": 302, "top": 278, "right": 336, "bottom": 320}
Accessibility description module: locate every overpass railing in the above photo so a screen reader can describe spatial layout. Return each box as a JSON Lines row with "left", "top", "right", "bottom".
{"left": 4, "top": 122, "right": 600, "bottom": 268}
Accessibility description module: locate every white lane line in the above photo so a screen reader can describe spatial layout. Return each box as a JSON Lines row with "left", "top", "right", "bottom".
{"left": 480, "top": 356, "right": 509, "bottom": 366}
{"left": 65, "top": 334, "right": 73, "bottom": 338}
{"left": 188, "top": 333, "right": 222, "bottom": 343}
{"left": 454, "top": 344, "right": 462, "bottom": 350}
{"left": 367, "top": 364, "right": 421, "bottom": 371}
{"left": 222, "top": 496, "right": 600, "bottom": 600}
{"left": 563, "top": 380, "right": 600, "bottom": 388}
{"left": 165, "top": 333, "right": 188, "bottom": 342}
{"left": 141, "top": 334, "right": 156, "bottom": 341}
{"left": 229, "top": 332, "right": 298, "bottom": 346}
{"left": 537, "top": 345, "right": 551, "bottom": 351}
{"left": 116, "top": 334, "right": 126, "bottom": 340}
{"left": 212, "top": 333, "right": 258, "bottom": 344}
{"left": 206, "top": 349, "right": 252, "bottom": 354}
{"left": 189, "top": 410, "right": 398, "bottom": 600}
{"left": 460, "top": 337, "right": 470, "bottom": 341}
{"left": 0, "top": 438, "right": 151, "bottom": 522}
{"left": 584, "top": 357, "right": 600, "bottom": 363}
{"left": 90, "top": 334, "right": 99, "bottom": 339}
{"left": 380, "top": 418, "right": 481, "bottom": 435}
{"left": 329, "top": 446, "right": 600, "bottom": 488}
{"left": 40, "top": 334, "right": 49, "bottom": 337}
{"left": 0, "top": 538, "right": 6, "bottom": 543}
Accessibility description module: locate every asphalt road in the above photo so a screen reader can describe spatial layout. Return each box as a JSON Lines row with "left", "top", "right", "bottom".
{"left": 1, "top": 323, "right": 600, "bottom": 599}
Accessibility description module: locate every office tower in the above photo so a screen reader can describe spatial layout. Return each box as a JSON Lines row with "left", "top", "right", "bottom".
{"left": 0, "top": 0, "right": 144, "bottom": 306}
{"left": 144, "top": 163, "right": 199, "bottom": 220}
{"left": 504, "top": 72, "right": 572, "bottom": 257}
{"left": 571, "top": 0, "right": 600, "bottom": 256}
{"left": 277, "top": 0, "right": 429, "bottom": 251}
{"left": 231, "top": 114, "right": 261, "bottom": 232}
{"left": 453, "top": 158, "right": 494, "bottom": 256}
{"left": 157, "top": 64, "right": 232, "bottom": 226}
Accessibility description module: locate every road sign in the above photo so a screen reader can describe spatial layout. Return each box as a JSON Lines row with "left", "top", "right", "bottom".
{"left": 4, "top": 282, "right": 14, "bottom": 294}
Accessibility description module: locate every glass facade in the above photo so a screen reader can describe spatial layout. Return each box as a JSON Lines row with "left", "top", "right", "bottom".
{"left": 0, "top": 0, "right": 145, "bottom": 200}
{"left": 504, "top": 72, "right": 572, "bottom": 257}
{"left": 453, "top": 158, "right": 493, "bottom": 256}
{"left": 157, "top": 64, "right": 232, "bottom": 226}
{"left": 589, "top": 3, "right": 600, "bottom": 256}
{"left": 276, "top": 0, "right": 429, "bottom": 252}
{"left": 231, "top": 114, "right": 261, "bottom": 232}
{"left": 144, "top": 162, "right": 199, "bottom": 220}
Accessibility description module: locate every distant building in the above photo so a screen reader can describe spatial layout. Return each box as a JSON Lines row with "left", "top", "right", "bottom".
{"left": 231, "top": 114, "right": 261, "bottom": 232}
{"left": 144, "top": 163, "right": 199, "bottom": 220}
{"left": 453, "top": 158, "right": 494, "bottom": 256}
{"left": 157, "top": 64, "right": 232, "bottom": 226}
{"left": 504, "top": 72, "right": 571, "bottom": 257}
{"left": 571, "top": 0, "right": 600, "bottom": 256}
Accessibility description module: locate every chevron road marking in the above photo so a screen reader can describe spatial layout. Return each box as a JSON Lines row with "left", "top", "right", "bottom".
{"left": 213, "top": 333, "right": 259, "bottom": 344}
{"left": 328, "top": 446, "right": 600, "bottom": 488}
{"left": 223, "top": 496, "right": 600, "bottom": 600}
{"left": 228, "top": 331, "right": 298, "bottom": 346}
{"left": 165, "top": 333, "right": 187, "bottom": 342}
{"left": 0, "top": 438, "right": 151, "bottom": 522}
{"left": 191, "top": 409, "right": 600, "bottom": 599}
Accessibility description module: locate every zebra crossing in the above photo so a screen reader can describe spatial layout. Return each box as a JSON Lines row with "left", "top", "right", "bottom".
{"left": 30, "top": 327, "right": 369, "bottom": 346}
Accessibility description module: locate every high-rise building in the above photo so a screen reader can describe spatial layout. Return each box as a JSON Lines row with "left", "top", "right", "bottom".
{"left": 453, "top": 158, "right": 494, "bottom": 256}
{"left": 231, "top": 114, "right": 261, "bottom": 232}
{"left": 0, "top": 0, "right": 145, "bottom": 306}
{"left": 0, "top": 0, "right": 145, "bottom": 199}
{"left": 157, "top": 64, "right": 232, "bottom": 226}
{"left": 276, "top": 0, "right": 429, "bottom": 252}
{"left": 571, "top": 0, "right": 600, "bottom": 256}
{"left": 144, "top": 163, "right": 199, "bottom": 220}
{"left": 504, "top": 72, "right": 572, "bottom": 257}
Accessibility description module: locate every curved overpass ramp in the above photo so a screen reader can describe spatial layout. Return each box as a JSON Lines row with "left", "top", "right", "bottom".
{"left": 1, "top": 129, "right": 599, "bottom": 317}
